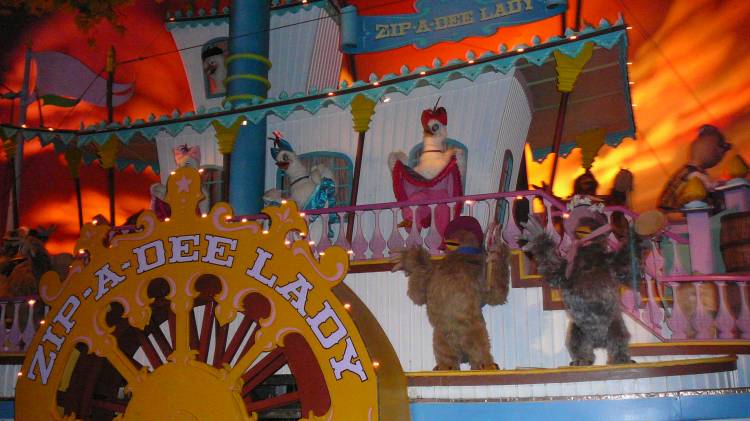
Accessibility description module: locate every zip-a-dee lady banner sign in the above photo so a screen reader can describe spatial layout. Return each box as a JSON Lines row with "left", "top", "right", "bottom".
{"left": 341, "top": 0, "right": 568, "bottom": 54}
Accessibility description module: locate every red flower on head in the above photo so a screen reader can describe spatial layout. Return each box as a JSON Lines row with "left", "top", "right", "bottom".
{"left": 421, "top": 106, "right": 447, "bottom": 131}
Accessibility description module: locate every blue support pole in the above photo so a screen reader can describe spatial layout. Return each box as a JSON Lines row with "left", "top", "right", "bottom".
{"left": 227, "top": 0, "right": 271, "bottom": 215}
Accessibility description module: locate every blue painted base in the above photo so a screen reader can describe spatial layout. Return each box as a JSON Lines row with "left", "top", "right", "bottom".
{"left": 1, "top": 392, "right": 748, "bottom": 420}
{"left": 0, "top": 400, "right": 13, "bottom": 419}
{"left": 410, "top": 393, "right": 750, "bottom": 421}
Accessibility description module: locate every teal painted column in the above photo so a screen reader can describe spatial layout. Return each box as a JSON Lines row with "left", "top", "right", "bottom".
{"left": 227, "top": 0, "right": 271, "bottom": 214}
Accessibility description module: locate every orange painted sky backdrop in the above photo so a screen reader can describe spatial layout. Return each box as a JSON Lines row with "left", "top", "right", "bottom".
{"left": 1, "top": 0, "right": 749, "bottom": 254}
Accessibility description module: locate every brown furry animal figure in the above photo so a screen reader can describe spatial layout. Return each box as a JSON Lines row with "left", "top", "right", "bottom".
{"left": 520, "top": 196, "right": 642, "bottom": 366}
{"left": 392, "top": 216, "right": 510, "bottom": 370}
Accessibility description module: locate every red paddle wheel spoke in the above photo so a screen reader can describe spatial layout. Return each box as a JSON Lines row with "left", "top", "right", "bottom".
{"left": 198, "top": 301, "right": 216, "bottom": 362}
{"left": 168, "top": 311, "right": 176, "bottom": 350}
{"left": 68, "top": 355, "right": 104, "bottom": 419}
{"left": 90, "top": 398, "right": 128, "bottom": 413}
{"left": 241, "top": 348, "right": 288, "bottom": 395}
{"left": 188, "top": 306, "right": 200, "bottom": 351}
{"left": 134, "top": 329, "right": 163, "bottom": 369}
{"left": 235, "top": 324, "right": 260, "bottom": 365}
{"left": 221, "top": 315, "right": 257, "bottom": 366}
{"left": 284, "top": 333, "right": 332, "bottom": 417}
{"left": 146, "top": 296, "right": 175, "bottom": 359}
{"left": 212, "top": 319, "right": 229, "bottom": 367}
{"left": 245, "top": 391, "right": 301, "bottom": 413}
{"left": 46, "top": 277, "right": 336, "bottom": 420}
{"left": 146, "top": 320, "right": 173, "bottom": 359}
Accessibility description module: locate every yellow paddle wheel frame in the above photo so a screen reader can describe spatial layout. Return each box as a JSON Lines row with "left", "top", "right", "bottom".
{"left": 16, "top": 167, "right": 409, "bottom": 421}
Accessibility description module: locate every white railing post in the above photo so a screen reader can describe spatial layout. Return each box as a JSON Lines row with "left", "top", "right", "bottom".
{"left": 22, "top": 300, "right": 37, "bottom": 350}
{"left": 684, "top": 202, "right": 715, "bottom": 274}
{"left": 352, "top": 210, "right": 368, "bottom": 260}
{"left": 692, "top": 282, "right": 716, "bottom": 339}
{"left": 7, "top": 304, "right": 21, "bottom": 352}
{"left": 715, "top": 281, "right": 736, "bottom": 339}
{"left": 369, "top": 209, "right": 386, "bottom": 259}
{"left": 716, "top": 178, "right": 750, "bottom": 212}
{"left": 424, "top": 204, "right": 443, "bottom": 254}
{"left": 316, "top": 214, "right": 332, "bottom": 253}
{"left": 334, "top": 211, "right": 350, "bottom": 252}
{"left": 386, "top": 208, "right": 405, "bottom": 256}
{"left": 644, "top": 278, "right": 664, "bottom": 331}
{"left": 406, "top": 205, "right": 422, "bottom": 248}
{"left": 737, "top": 282, "right": 750, "bottom": 339}
{"left": 666, "top": 282, "right": 690, "bottom": 339}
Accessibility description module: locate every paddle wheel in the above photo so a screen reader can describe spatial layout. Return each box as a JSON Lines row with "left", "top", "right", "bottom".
{"left": 52, "top": 279, "right": 328, "bottom": 420}
{"left": 14, "top": 168, "right": 402, "bottom": 421}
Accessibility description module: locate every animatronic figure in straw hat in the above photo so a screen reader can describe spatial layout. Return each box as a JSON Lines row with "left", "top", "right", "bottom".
{"left": 658, "top": 124, "right": 731, "bottom": 211}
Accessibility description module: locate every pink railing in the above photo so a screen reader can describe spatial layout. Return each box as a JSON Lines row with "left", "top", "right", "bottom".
{"left": 276, "top": 188, "right": 748, "bottom": 342}
{"left": 296, "top": 189, "right": 554, "bottom": 259}
{"left": 280, "top": 190, "right": 687, "bottom": 260}
{"left": 1, "top": 185, "right": 746, "bottom": 357}
{"left": 663, "top": 274, "right": 750, "bottom": 340}
{"left": 619, "top": 181, "right": 750, "bottom": 341}
{"left": 626, "top": 271, "right": 750, "bottom": 341}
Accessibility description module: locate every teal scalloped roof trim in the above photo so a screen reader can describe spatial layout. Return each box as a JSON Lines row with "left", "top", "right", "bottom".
{"left": 1, "top": 126, "right": 77, "bottom": 145}
{"left": 166, "top": 1, "right": 333, "bottom": 31}
{"left": 2, "top": 19, "right": 631, "bottom": 163}
{"left": 49, "top": 138, "right": 158, "bottom": 174}
{"left": 530, "top": 19, "right": 634, "bottom": 162}
{"left": 166, "top": 16, "right": 227, "bottom": 30}
{"left": 531, "top": 129, "right": 635, "bottom": 163}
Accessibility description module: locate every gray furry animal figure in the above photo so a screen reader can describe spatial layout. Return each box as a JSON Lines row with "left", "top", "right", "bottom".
{"left": 519, "top": 200, "right": 639, "bottom": 366}
{"left": 392, "top": 216, "right": 510, "bottom": 370}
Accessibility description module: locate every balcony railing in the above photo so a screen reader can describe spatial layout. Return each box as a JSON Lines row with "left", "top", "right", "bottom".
{"left": 0, "top": 296, "right": 41, "bottom": 355}
{"left": 283, "top": 184, "right": 749, "bottom": 342}
{"left": 285, "top": 189, "right": 687, "bottom": 260}
{"left": 2, "top": 182, "right": 748, "bottom": 357}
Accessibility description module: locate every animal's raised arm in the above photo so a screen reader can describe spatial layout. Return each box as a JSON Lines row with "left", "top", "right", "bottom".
{"left": 518, "top": 217, "right": 567, "bottom": 288}
{"left": 454, "top": 148, "right": 467, "bottom": 182}
{"left": 262, "top": 188, "right": 284, "bottom": 205}
{"left": 310, "top": 163, "right": 334, "bottom": 184}
{"left": 391, "top": 246, "right": 432, "bottom": 305}
{"left": 388, "top": 151, "right": 408, "bottom": 172}
{"left": 484, "top": 225, "right": 510, "bottom": 305}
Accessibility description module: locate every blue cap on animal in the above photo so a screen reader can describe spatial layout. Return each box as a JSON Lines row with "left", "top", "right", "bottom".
{"left": 269, "top": 130, "right": 294, "bottom": 160}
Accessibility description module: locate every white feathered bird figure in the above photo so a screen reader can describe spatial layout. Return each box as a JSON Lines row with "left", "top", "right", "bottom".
{"left": 388, "top": 101, "right": 466, "bottom": 180}
{"left": 262, "top": 132, "right": 336, "bottom": 211}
